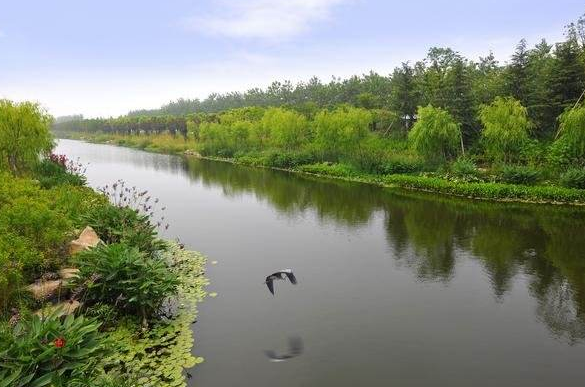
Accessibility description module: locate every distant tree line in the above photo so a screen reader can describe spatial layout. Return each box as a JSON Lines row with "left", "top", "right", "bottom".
{"left": 54, "top": 14, "right": 585, "bottom": 147}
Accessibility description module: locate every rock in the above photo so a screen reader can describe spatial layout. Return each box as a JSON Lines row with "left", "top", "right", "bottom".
{"left": 27, "top": 280, "right": 63, "bottom": 300}
{"left": 69, "top": 226, "right": 101, "bottom": 255}
{"left": 59, "top": 268, "right": 79, "bottom": 280}
{"left": 35, "top": 300, "right": 82, "bottom": 317}
{"left": 184, "top": 150, "right": 202, "bottom": 157}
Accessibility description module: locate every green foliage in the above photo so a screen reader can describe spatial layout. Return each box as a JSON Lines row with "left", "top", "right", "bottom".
{"left": 479, "top": 97, "right": 532, "bottom": 162}
{"left": 450, "top": 158, "right": 482, "bottom": 181}
{"left": 555, "top": 107, "right": 585, "bottom": 164}
{"left": 313, "top": 106, "right": 372, "bottom": 161}
{"left": 298, "top": 163, "right": 358, "bottom": 178}
{"left": 72, "top": 243, "right": 178, "bottom": 319}
{"left": 409, "top": 105, "right": 462, "bottom": 162}
{"left": 381, "top": 154, "right": 425, "bottom": 175}
{"left": 560, "top": 168, "right": 585, "bottom": 189}
{"left": 82, "top": 204, "right": 165, "bottom": 257}
{"left": 383, "top": 174, "right": 585, "bottom": 203}
{"left": 102, "top": 243, "right": 208, "bottom": 387}
{"left": 0, "top": 173, "right": 106, "bottom": 312}
{"left": 262, "top": 107, "right": 308, "bottom": 150}
{"left": 34, "top": 159, "right": 86, "bottom": 189}
{"left": 498, "top": 165, "right": 541, "bottom": 186}
{"left": 0, "top": 312, "right": 107, "bottom": 387}
{"left": 0, "top": 99, "right": 54, "bottom": 174}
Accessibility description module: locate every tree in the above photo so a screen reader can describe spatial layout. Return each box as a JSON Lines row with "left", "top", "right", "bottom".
{"left": 445, "top": 58, "right": 477, "bottom": 143}
{"left": 390, "top": 63, "right": 419, "bottom": 130}
{"left": 549, "top": 34, "right": 585, "bottom": 120}
{"left": 313, "top": 106, "right": 372, "bottom": 161}
{"left": 408, "top": 105, "right": 462, "bottom": 162}
{"left": 479, "top": 97, "right": 532, "bottom": 163}
{"left": 0, "top": 100, "right": 53, "bottom": 174}
{"left": 525, "top": 39, "right": 556, "bottom": 137}
{"left": 554, "top": 107, "right": 585, "bottom": 164}
{"left": 506, "top": 39, "right": 530, "bottom": 105}
{"left": 261, "top": 108, "right": 308, "bottom": 150}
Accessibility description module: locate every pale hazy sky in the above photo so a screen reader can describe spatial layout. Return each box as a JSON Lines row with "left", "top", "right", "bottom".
{"left": 1, "top": 0, "right": 583, "bottom": 118}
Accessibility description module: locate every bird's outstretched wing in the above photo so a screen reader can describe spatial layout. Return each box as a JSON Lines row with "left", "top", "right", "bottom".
{"left": 265, "top": 279, "right": 275, "bottom": 295}
{"left": 282, "top": 270, "right": 297, "bottom": 285}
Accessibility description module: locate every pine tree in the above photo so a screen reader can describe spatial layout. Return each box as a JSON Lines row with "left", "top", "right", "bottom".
{"left": 506, "top": 39, "right": 530, "bottom": 105}
{"left": 549, "top": 31, "right": 585, "bottom": 123}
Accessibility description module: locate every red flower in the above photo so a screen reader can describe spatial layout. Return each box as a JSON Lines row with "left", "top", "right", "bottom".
{"left": 54, "top": 337, "right": 66, "bottom": 348}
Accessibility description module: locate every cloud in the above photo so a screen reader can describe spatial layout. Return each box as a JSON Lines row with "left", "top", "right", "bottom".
{"left": 185, "top": 0, "right": 348, "bottom": 40}
{"left": 0, "top": 30, "right": 6, "bottom": 38}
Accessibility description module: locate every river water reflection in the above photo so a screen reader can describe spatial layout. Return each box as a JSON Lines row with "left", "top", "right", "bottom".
{"left": 57, "top": 139, "right": 585, "bottom": 386}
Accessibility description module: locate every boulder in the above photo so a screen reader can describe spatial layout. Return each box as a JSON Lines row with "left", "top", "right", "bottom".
{"left": 69, "top": 226, "right": 101, "bottom": 255}
{"left": 27, "top": 280, "right": 63, "bottom": 300}
{"left": 35, "top": 300, "right": 82, "bottom": 317}
{"left": 59, "top": 268, "right": 80, "bottom": 280}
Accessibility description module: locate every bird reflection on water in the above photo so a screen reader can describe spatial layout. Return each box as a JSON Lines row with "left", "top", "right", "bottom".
{"left": 264, "top": 336, "right": 304, "bottom": 362}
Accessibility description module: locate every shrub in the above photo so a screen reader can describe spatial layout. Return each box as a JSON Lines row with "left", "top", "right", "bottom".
{"left": 34, "top": 159, "right": 86, "bottom": 189}
{"left": 265, "top": 150, "right": 317, "bottom": 169}
{"left": 82, "top": 204, "right": 165, "bottom": 257}
{"left": 298, "top": 163, "right": 357, "bottom": 178}
{"left": 72, "top": 243, "right": 179, "bottom": 321}
{"left": 408, "top": 105, "right": 462, "bottom": 162}
{"left": 450, "top": 158, "right": 482, "bottom": 181}
{"left": 479, "top": 97, "right": 531, "bottom": 163}
{"left": 382, "top": 154, "right": 425, "bottom": 175}
{"left": 0, "top": 312, "right": 107, "bottom": 387}
{"left": 498, "top": 165, "right": 541, "bottom": 186}
{"left": 560, "top": 168, "right": 585, "bottom": 189}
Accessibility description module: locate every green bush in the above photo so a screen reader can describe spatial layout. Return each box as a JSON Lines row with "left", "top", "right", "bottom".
{"left": 560, "top": 168, "right": 585, "bottom": 189}
{"left": 0, "top": 312, "right": 107, "bottom": 387}
{"left": 450, "top": 158, "right": 482, "bottom": 181}
{"left": 265, "top": 150, "right": 317, "bottom": 169}
{"left": 298, "top": 163, "right": 358, "bottom": 178}
{"left": 72, "top": 243, "right": 179, "bottom": 320}
{"left": 34, "top": 159, "right": 86, "bottom": 189}
{"left": 498, "top": 165, "right": 541, "bottom": 186}
{"left": 382, "top": 154, "right": 425, "bottom": 175}
{"left": 82, "top": 204, "right": 166, "bottom": 257}
{"left": 382, "top": 174, "right": 585, "bottom": 203}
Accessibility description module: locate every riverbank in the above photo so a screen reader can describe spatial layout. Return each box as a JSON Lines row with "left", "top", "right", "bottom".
{"left": 0, "top": 159, "right": 208, "bottom": 386}
{"left": 61, "top": 133, "right": 585, "bottom": 206}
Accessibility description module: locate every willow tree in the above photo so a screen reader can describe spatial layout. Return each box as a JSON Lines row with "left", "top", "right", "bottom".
{"left": 554, "top": 106, "right": 585, "bottom": 164}
{"left": 479, "top": 97, "right": 532, "bottom": 163}
{"left": 261, "top": 107, "right": 308, "bottom": 150}
{"left": 0, "top": 100, "right": 53, "bottom": 174}
{"left": 408, "top": 105, "right": 462, "bottom": 162}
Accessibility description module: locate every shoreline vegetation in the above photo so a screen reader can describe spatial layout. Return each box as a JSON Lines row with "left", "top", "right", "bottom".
{"left": 1, "top": 100, "right": 208, "bottom": 386}
{"left": 52, "top": 14, "right": 585, "bottom": 206}
{"left": 60, "top": 132, "right": 585, "bottom": 206}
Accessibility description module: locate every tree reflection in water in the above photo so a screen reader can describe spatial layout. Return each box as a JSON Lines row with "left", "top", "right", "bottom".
{"left": 183, "top": 157, "right": 585, "bottom": 343}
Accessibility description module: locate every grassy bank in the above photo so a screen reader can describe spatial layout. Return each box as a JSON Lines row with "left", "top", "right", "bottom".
{"left": 64, "top": 132, "right": 585, "bottom": 206}
{"left": 0, "top": 157, "right": 209, "bottom": 386}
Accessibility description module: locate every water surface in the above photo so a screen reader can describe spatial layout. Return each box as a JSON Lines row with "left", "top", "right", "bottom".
{"left": 57, "top": 139, "right": 585, "bottom": 387}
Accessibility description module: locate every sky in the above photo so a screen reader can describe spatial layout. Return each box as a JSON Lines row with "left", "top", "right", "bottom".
{"left": 0, "top": 0, "right": 584, "bottom": 118}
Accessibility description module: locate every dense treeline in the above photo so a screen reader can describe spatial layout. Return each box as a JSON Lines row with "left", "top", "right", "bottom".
{"left": 111, "top": 15, "right": 585, "bottom": 139}
{"left": 54, "top": 14, "right": 585, "bottom": 197}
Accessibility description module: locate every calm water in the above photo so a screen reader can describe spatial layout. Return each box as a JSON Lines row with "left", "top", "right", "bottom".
{"left": 56, "top": 139, "right": 585, "bottom": 386}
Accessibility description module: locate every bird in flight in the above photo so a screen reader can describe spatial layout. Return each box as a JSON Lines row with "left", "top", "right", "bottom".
{"left": 264, "top": 269, "right": 297, "bottom": 295}
{"left": 264, "top": 336, "right": 304, "bottom": 362}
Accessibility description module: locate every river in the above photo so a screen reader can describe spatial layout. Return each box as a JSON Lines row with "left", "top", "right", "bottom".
{"left": 56, "top": 139, "right": 585, "bottom": 387}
